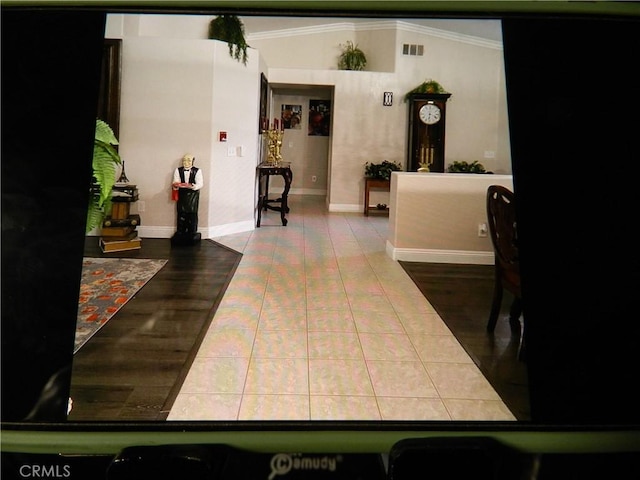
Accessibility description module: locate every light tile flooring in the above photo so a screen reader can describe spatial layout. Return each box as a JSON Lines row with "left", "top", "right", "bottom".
{"left": 168, "top": 195, "right": 515, "bottom": 421}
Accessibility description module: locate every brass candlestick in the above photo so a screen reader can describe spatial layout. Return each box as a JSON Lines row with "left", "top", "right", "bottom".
{"left": 263, "top": 128, "right": 284, "bottom": 165}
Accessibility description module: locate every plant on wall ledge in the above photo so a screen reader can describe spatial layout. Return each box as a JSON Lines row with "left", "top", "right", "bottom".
{"left": 208, "top": 15, "right": 249, "bottom": 65}
{"left": 364, "top": 160, "right": 402, "bottom": 180}
{"left": 86, "top": 119, "right": 122, "bottom": 233}
{"left": 404, "top": 79, "right": 449, "bottom": 101}
{"left": 338, "top": 41, "right": 367, "bottom": 71}
{"left": 447, "top": 160, "right": 490, "bottom": 174}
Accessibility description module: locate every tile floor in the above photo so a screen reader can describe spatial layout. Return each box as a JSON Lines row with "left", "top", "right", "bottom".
{"left": 168, "top": 195, "right": 515, "bottom": 421}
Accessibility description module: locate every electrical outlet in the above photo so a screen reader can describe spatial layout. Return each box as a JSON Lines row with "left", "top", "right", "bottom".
{"left": 137, "top": 201, "right": 145, "bottom": 213}
{"left": 311, "top": 175, "right": 317, "bottom": 183}
{"left": 227, "top": 146, "right": 236, "bottom": 157}
{"left": 478, "top": 223, "right": 488, "bottom": 237}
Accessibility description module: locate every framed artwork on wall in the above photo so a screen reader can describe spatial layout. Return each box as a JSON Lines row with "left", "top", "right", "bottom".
{"left": 308, "top": 99, "right": 331, "bottom": 136}
{"left": 259, "top": 72, "right": 268, "bottom": 131}
{"left": 281, "top": 104, "right": 302, "bottom": 129}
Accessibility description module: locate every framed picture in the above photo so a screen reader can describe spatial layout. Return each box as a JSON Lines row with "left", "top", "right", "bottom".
{"left": 259, "top": 72, "right": 268, "bottom": 131}
{"left": 308, "top": 99, "right": 331, "bottom": 136}
{"left": 281, "top": 104, "right": 302, "bottom": 130}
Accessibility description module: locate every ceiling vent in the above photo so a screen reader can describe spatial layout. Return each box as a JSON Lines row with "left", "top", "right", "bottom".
{"left": 402, "top": 44, "right": 424, "bottom": 56}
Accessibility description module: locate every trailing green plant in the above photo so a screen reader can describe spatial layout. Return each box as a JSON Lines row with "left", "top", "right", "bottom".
{"left": 364, "top": 160, "right": 402, "bottom": 180}
{"left": 338, "top": 41, "right": 367, "bottom": 71}
{"left": 86, "top": 119, "right": 122, "bottom": 233}
{"left": 447, "top": 160, "right": 488, "bottom": 174}
{"left": 208, "top": 15, "right": 249, "bottom": 65}
{"left": 404, "top": 79, "right": 448, "bottom": 101}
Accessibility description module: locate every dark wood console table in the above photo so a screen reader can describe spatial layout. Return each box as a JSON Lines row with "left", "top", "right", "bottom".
{"left": 363, "top": 177, "right": 391, "bottom": 216}
{"left": 257, "top": 161, "right": 292, "bottom": 227}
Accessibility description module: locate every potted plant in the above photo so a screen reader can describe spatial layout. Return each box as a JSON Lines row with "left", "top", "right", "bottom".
{"left": 447, "top": 160, "right": 489, "bottom": 174}
{"left": 364, "top": 160, "right": 402, "bottom": 180}
{"left": 86, "top": 119, "right": 122, "bottom": 233}
{"left": 338, "top": 41, "right": 367, "bottom": 71}
{"left": 208, "top": 15, "right": 249, "bottom": 65}
{"left": 404, "top": 78, "right": 449, "bottom": 101}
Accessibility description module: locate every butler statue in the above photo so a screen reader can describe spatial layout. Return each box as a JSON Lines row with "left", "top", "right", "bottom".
{"left": 171, "top": 154, "right": 203, "bottom": 245}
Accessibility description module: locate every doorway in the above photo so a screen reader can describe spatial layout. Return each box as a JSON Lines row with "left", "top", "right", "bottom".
{"left": 272, "top": 85, "right": 333, "bottom": 204}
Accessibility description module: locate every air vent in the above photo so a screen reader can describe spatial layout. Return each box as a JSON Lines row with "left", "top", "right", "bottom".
{"left": 402, "top": 44, "right": 424, "bottom": 56}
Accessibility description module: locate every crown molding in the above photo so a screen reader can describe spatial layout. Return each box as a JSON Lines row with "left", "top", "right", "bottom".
{"left": 246, "top": 20, "right": 502, "bottom": 50}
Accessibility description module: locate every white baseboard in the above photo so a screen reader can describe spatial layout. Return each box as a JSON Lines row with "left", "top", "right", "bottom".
{"left": 106, "top": 221, "right": 256, "bottom": 240}
{"left": 386, "top": 240, "right": 495, "bottom": 265}
{"left": 328, "top": 203, "right": 361, "bottom": 213}
{"left": 206, "top": 220, "right": 255, "bottom": 238}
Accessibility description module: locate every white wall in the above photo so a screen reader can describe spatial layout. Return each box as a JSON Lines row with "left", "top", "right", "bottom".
{"left": 104, "top": 14, "right": 510, "bottom": 237}
{"left": 387, "top": 172, "right": 513, "bottom": 264}
{"left": 105, "top": 15, "right": 259, "bottom": 238}
{"left": 256, "top": 20, "right": 510, "bottom": 212}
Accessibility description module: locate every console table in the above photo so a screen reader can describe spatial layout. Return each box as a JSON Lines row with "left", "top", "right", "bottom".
{"left": 257, "top": 161, "right": 292, "bottom": 227}
{"left": 363, "top": 177, "right": 390, "bottom": 216}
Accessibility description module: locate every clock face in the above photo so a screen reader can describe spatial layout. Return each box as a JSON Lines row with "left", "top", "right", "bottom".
{"left": 419, "top": 103, "right": 441, "bottom": 125}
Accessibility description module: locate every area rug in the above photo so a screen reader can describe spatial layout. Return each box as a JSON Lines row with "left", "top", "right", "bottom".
{"left": 74, "top": 257, "right": 168, "bottom": 353}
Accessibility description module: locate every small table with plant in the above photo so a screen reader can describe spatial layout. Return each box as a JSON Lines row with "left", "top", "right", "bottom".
{"left": 363, "top": 160, "right": 402, "bottom": 216}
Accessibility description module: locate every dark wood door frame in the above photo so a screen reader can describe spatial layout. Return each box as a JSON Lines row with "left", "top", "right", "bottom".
{"left": 98, "top": 39, "right": 122, "bottom": 138}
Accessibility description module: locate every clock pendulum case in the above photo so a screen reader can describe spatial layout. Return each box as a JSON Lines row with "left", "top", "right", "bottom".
{"left": 407, "top": 93, "right": 452, "bottom": 172}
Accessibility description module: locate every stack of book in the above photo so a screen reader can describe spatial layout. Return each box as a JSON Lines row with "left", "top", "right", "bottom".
{"left": 100, "top": 185, "right": 142, "bottom": 253}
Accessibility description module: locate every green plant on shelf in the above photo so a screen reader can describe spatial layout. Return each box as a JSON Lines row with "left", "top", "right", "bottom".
{"left": 208, "top": 15, "right": 249, "bottom": 65}
{"left": 364, "top": 160, "right": 402, "bottom": 180}
{"left": 338, "top": 40, "right": 367, "bottom": 71}
{"left": 404, "top": 78, "right": 449, "bottom": 101}
{"left": 447, "top": 160, "right": 489, "bottom": 174}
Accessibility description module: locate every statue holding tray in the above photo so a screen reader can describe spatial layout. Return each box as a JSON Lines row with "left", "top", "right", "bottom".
{"left": 171, "top": 154, "right": 203, "bottom": 245}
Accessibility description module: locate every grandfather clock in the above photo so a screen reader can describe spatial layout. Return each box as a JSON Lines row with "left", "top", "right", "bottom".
{"left": 407, "top": 93, "right": 451, "bottom": 172}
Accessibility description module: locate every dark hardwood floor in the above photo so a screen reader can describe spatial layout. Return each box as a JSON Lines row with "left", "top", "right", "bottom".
{"left": 68, "top": 237, "right": 529, "bottom": 422}
{"left": 399, "top": 261, "right": 530, "bottom": 420}
{"left": 68, "top": 237, "right": 242, "bottom": 421}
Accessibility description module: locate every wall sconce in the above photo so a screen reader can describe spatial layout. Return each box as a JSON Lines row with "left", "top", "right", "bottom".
{"left": 383, "top": 92, "right": 393, "bottom": 106}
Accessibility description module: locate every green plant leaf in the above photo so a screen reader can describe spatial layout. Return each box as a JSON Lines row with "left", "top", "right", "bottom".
{"left": 364, "top": 160, "right": 402, "bottom": 180}
{"left": 86, "top": 119, "right": 122, "bottom": 233}
{"left": 95, "top": 118, "right": 119, "bottom": 146}
{"left": 208, "top": 15, "right": 249, "bottom": 65}
{"left": 338, "top": 40, "right": 367, "bottom": 71}
{"left": 404, "top": 79, "right": 449, "bottom": 101}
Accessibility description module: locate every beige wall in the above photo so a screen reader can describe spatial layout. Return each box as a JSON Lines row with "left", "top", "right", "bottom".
{"left": 254, "top": 19, "right": 510, "bottom": 212}
{"left": 105, "top": 15, "right": 260, "bottom": 238}
{"left": 104, "top": 14, "right": 511, "bottom": 244}
{"left": 387, "top": 173, "right": 513, "bottom": 264}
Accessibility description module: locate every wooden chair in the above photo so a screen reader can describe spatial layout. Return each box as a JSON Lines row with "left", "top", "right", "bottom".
{"left": 486, "top": 185, "right": 523, "bottom": 335}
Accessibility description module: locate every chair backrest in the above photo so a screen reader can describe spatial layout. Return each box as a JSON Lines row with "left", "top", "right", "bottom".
{"left": 486, "top": 185, "right": 519, "bottom": 277}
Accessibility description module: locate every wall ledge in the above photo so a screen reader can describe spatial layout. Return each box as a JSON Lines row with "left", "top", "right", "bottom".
{"left": 386, "top": 240, "right": 494, "bottom": 265}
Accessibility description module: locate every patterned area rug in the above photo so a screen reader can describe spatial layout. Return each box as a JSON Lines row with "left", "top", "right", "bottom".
{"left": 74, "top": 257, "right": 168, "bottom": 353}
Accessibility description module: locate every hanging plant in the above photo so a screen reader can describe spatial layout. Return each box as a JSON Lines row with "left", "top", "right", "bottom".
{"left": 338, "top": 41, "right": 367, "bottom": 71}
{"left": 208, "top": 15, "right": 249, "bottom": 65}
{"left": 404, "top": 79, "right": 449, "bottom": 101}
{"left": 87, "top": 119, "right": 122, "bottom": 233}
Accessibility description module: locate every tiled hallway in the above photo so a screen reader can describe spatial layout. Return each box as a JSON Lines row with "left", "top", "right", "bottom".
{"left": 168, "top": 195, "right": 515, "bottom": 421}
